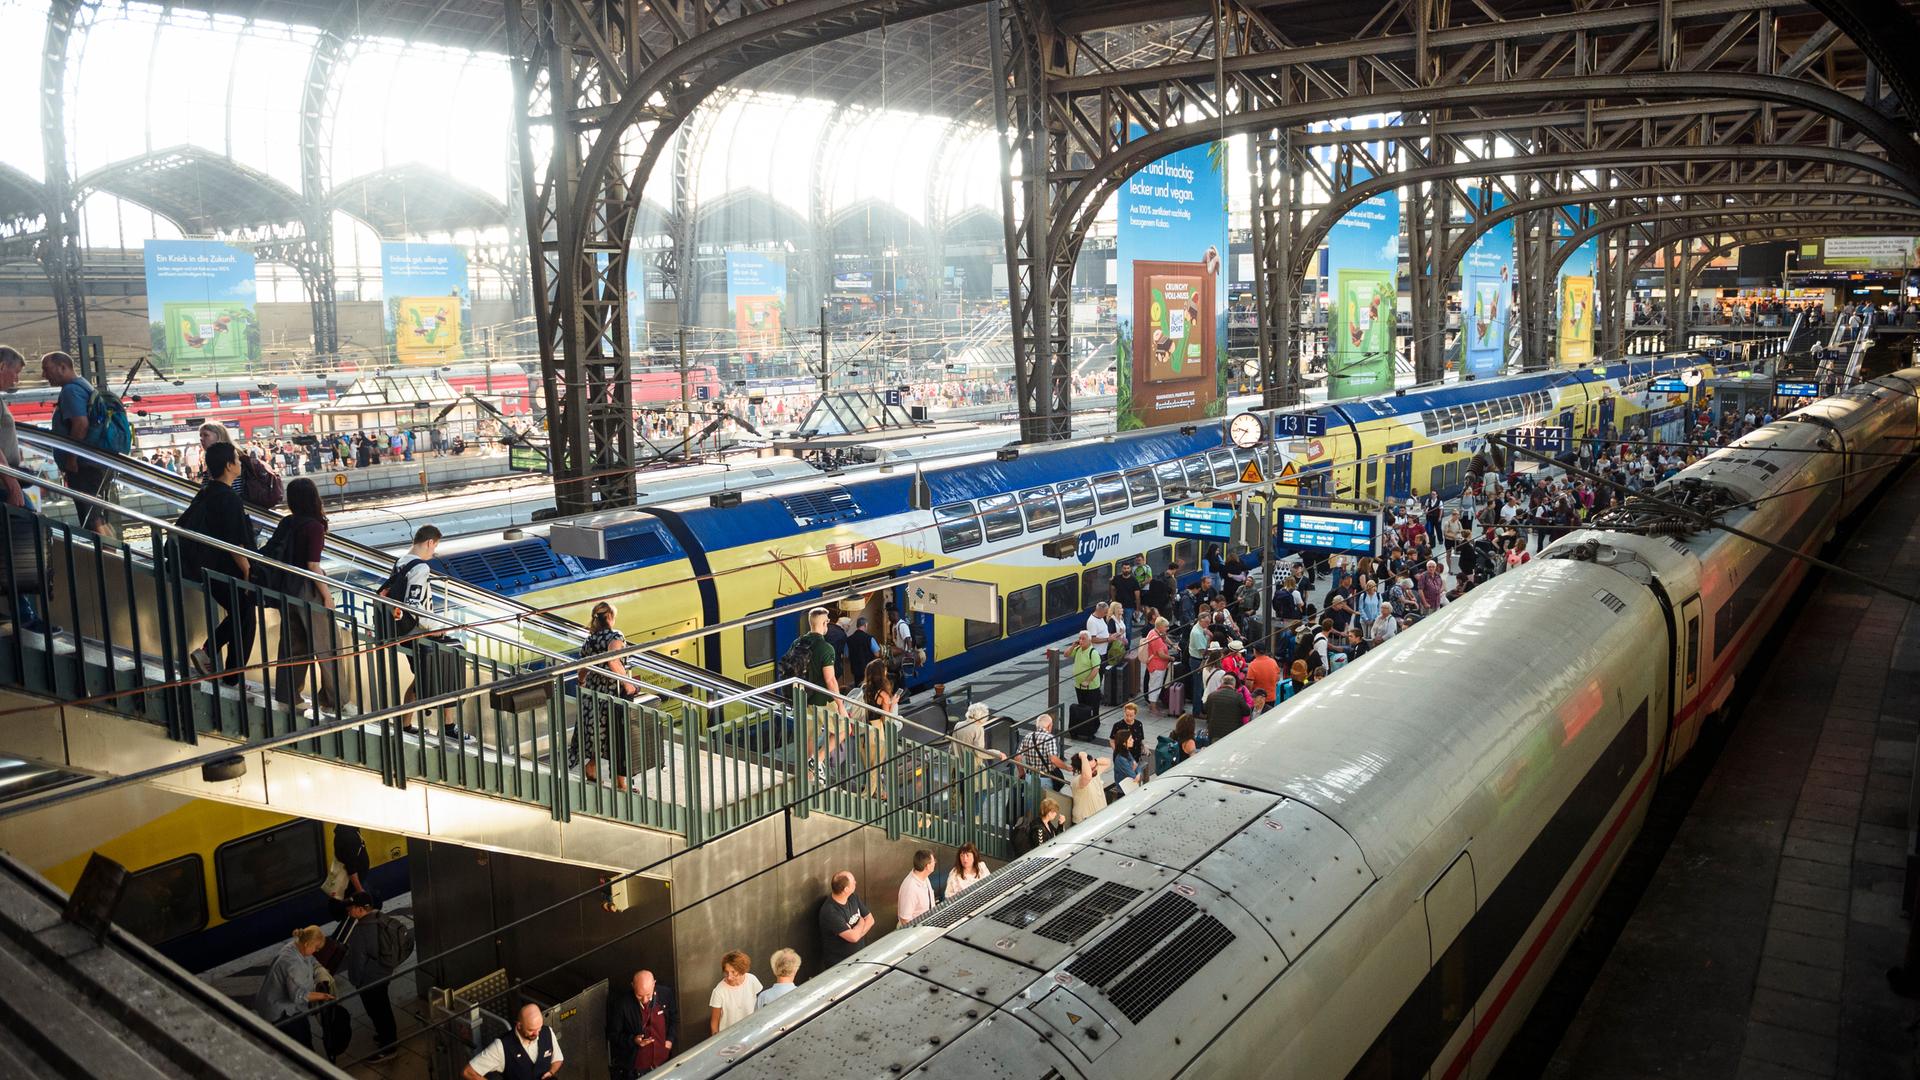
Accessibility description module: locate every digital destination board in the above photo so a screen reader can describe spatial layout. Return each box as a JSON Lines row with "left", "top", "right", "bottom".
{"left": 1276, "top": 509, "right": 1379, "bottom": 555}
{"left": 1775, "top": 381, "right": 1821, "bottom": 398}
{"left": 1648, "top": 377, "right": 1690, "bottom": 393}
{"left": 1165, "top": 503, "right": 1237, "bottom": 540}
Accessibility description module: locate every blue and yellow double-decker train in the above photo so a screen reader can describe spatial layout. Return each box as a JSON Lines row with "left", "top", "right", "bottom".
{"left": 438, "top": 351, "right": 1744, "bottom": 693}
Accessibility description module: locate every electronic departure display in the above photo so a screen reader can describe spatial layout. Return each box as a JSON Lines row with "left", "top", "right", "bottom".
{"left": 1775, "top": 381, "right": 1821, "bottom": 398}
{"left": 1165, "top": 504, "right": 1237, "bottom": 540}
{"left": 1648, "top": 378, "right": 1690, "bottom": 393}
{"left": 1277, "top": 509, "right": 1379, "bottom": 555}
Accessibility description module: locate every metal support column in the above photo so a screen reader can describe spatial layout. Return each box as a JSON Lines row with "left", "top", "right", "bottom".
{"left": 1249, "top": 126, "right": 1298, "bottom": 407}
{"left": 40, "top": 0, "right": 91, "bottom": 354}
{"left": 299, "top": 28, "right": 347, "bottom": 359}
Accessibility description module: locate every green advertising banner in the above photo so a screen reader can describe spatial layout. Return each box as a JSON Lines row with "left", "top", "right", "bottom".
{"left": 144, "top": 240, "right": 260, "bottom": 374}
{"left": 1324, "top": 170, "right": 1400, "bottom": 400}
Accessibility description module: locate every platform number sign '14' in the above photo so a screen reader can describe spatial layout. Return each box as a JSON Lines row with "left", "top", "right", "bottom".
{"left": 1507, "top": 425, "right": 1569, "bottom": 453}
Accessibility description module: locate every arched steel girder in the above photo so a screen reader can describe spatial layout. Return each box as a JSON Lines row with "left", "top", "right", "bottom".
{"left": 1440, "top": 183, "right": 1920, "bottom": 276}
{"left": 1287, "top": 146, "right": 1912, "bottom": 283}
{"left": 297, "top": 24, "right": 351, "bottom": 358}
{"left": 1050, "top": 72, "right": 1920, "bottom": 256}
{"left": 1544, "top": 208, "right": 1920, "bottom": 279}
{"left": 1807, "top": 1, "right": 1920, "bottom": 123}
{"left": 40, "top": 0, "right": 95, "bottom": 354}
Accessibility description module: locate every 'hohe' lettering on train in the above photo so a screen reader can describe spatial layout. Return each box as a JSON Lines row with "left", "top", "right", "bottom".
{"left": 826, "top": 542, "right": 882, "bottom": 571}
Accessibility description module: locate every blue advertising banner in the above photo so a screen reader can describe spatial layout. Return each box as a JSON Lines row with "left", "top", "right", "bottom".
{"left": 1458, "top": 187, "right": 1512, "bottom": 378}
{"left": 1554, "top": 211, "right": 1598, "bottom": 366}
{"left": 726, "top": 251, "right": 787, "bottom": 349}
{"left": 627, "top": 244, "right": 647, "bottom": 355}
{"left": 1114, "top": 136, "right": 1229, "bottom": 431}
{"left": 144, "top": 239, "right": 259, "bottom": 373}
{"left": 1325, "top": 168, "right": 1400, "bottom": 400}
{"left": 380, "top": 242, "right": 469, "bottom": 364}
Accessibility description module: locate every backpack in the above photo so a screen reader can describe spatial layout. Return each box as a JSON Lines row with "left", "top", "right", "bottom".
{"left": 1154, "top": 734, "right": 1179, "bottom": 776}
{"left": 782, "top": 632, "right": 817, "bottom": 680}
{"left": 83, "top": 384, "right": 133, "bottom": 455}
{"left": 318, "top": 1001, "right": 353, "bottom": 1060}
{"left": 374, "top": 913, "right": 415, "bottom": 969}
{"left": 240, "top": 453, "right": 284, "bottom": 508}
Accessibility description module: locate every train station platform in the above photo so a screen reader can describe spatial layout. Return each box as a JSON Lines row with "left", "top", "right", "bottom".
{"left": 1548, "top": 461, "right": 1920, "bottom": 1078}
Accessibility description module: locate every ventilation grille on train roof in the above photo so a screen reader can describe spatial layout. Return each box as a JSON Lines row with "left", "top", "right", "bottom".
{"left": 1032, "top": 881, "right": 1144, "bottom": 944}
{"left": 1105, "top": 913, "right": 1236, "bottom": 1024}
{"left": 915, "top": 858, "right": 1052, "bottom": 929}
{"left": 776, "top": 485, "right": 863, "bottom": 527}
{"left": 1593, "top": 589, "right": 1627, "bottom": 615}
{"left": 988, "top": 869, "right": 1095, "bottom": 929}
{"left": 440, "top": 540, "right": 571, "bottom": 592}
{"left": 1065, "top": 892, "right": 1198, "bottom": 988}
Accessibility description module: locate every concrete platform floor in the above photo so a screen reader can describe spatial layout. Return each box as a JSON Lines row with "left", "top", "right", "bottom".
{"left": 1541, "top": 462, "right": 1920, "bottom": 1079}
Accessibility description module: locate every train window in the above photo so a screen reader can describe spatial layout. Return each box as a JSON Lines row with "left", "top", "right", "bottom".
{"left": 1430, "top": 465, "right": 1446, "bottom": 494}
{"left": 1057, "top": 479, "right": 1095, "bottom": 524}
{"left": 1092, "top": 474, "right": 1128, "bottom": 515}
{"left": 279, "top": 389, "right": 301, "bottom": 403}
{"left": 194, "top": 394, "right": 213, "bottom": 409}
{"left": 1446, "top": 406, "right": 1468, "bottom": 431}
{"left": 1207, "top": 450, "right": 1238, "bottom": 487}
{"left": 934, "top": 503, "right": 982, "bottom": 552}
{"left": 1005, "top": 585, "right": 1043, "bottom": 636}
{"left": 1020, "top": 487, "right": 1060, "bottom": 532}
{"left": 963, "top": 599, "right": 1003, "bottom": 649}
{"left": 1175, "top": 539, "right": 1198, "bottom": 570}
{"left": 1147, "top": 545, "right": 1173, "bottom": 576}
{"left": 1365, "top": 458, "right": 1378, "bottom": 484}
{"left": 1152, "top": 460, "right": 1184, "bottom": 495}
{"left": 1475, "top": 400, "right": 1494, "bottom": 423}
{"left": 116, "top": 855, "right": 207, "bottom": 945}
{"left": 1182, "top": 457, "right": 1211, "bottom": 491}
{"left": 743, "top": 619, "right": 775, "bottom": 669}
{"left": 1082, "top": 562, "right": 1114, "bottom": 607}
{"left": 1685, "top": 613, "right": 1701, "bottom": 690}
{"left": 1045, "top": 574, "right": 1079, "bottom": 622}
{"left": 980, "top": 494, "right": 1023, "bottom": 541}
{"left": 215, "top": 818, "right": 324, "bottom": 918}
{"left": 1124, "top": 468, "right": 1159, "bottom": 506}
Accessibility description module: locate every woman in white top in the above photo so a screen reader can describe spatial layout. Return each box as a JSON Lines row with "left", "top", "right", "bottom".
{"left": 1069, "top": 752, "right": 1111, "bottom": 824}
{"left": 946, "top": 842, "right": 990, "bottom": 897}
{"left": 708, "top": 950, "right": 764, "bottom": 1035}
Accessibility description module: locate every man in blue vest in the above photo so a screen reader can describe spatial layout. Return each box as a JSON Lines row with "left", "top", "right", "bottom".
{"left": 464, "top": 1001, "right": 562, "bottom": 1079}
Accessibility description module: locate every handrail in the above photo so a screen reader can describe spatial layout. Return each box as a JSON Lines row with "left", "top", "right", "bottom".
{"left": 0, "top": 462, "right": 964, "bottom": 745}
{"left": 9, "top": 429, "right": 760, "bottom": 705}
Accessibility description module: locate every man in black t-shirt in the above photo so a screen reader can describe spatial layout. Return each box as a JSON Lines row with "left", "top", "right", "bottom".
{"left": 800, "top": 607, "right": 846, "bottom": 785}
{"left": 817, "top": 870, "right": 874, "bottom": 968}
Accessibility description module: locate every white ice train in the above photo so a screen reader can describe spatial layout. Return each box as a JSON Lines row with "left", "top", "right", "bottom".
{"left": 659, "top": 369, "right": 1920, "bottom": 1080}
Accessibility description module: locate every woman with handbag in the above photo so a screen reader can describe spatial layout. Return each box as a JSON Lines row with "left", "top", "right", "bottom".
{"left": 268, "top": 478, "right": 342, "bottom": 712}
{"left": 571, "top": 601, "right": 637, "bottom": 790}
{"left": 1143, "top": 617, "right": 1172, "bottom": 714}
{"left": 856, "top": 659, "right": 897, "bottom": 799}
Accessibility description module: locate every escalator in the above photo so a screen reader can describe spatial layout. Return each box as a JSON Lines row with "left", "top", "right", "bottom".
{"left": 13, "top": 428, "right": 768, "bottom": 713}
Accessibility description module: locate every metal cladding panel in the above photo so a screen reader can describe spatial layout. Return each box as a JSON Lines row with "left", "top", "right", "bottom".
{"left": 1174, "top": 556, "right": 1669, "bottom": 879}
{"left": 1081, "top": 777, "right": 1282, "bottom": 869}
{"left": 662, "top": 962, "right": 891, "bottom": 1079}
{"left": 1187, "top": 796, "right": 1375, "bottom": 963}
{"left": 903, "top": 1013, "right": 1088, "bottom": 1080}
{"left": 945, "top": 846, "right": 1181, "bottom": 972}
{"left": 895, "top": 936, "right": 1059, "bottom": 1009}
{"left": 713, "top": 969, "right": 995, "bottom": 1077}
{"left": 1008, "top": 870, "right": 1285, "bottom": 1076}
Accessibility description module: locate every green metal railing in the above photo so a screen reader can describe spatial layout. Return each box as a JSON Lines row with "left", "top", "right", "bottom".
{"left": 0, "top": 484, "right": 1033, "bottom": 859}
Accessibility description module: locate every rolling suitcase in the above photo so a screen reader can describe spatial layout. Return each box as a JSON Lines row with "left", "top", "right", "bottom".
{"left": 1101, "top": 664, "right": 1125, "bottom": 706}
{"left": 1068, "top": 702, "right": 1100, "bottom": 740}
{"left": 1165, "top": 681, "right": 1185, "bottom": 716}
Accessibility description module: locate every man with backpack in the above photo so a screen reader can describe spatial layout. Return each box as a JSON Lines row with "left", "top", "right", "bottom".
{"left": 333, "top": 890, "right": 413, "bottom": 1064}
{"left": 377, "top": 526, "right": 470, "bottom": 742}
{"left": 787, "top": 606, "right": 846, "bottom": 785}
{"left": 43, "top": 351, "right": 120, "bottom": 536}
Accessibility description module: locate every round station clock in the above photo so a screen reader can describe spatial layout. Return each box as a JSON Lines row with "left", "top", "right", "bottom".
{"left": 1229, "top": 411, "right": 1265, "bottom": 449}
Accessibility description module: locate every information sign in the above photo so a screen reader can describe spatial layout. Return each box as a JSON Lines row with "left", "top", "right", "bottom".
{"left": 1507, "top": 425, "right": 1569, "bottom": 453}
{"left": 1165, "top": 504, "right": 1237, "bottom": 540}
{"left": 1648, "top": 377, "right": 1690, "bottom": 394}
{"left": 509, "top": 445, "right": 551, "bottom": 472}
{"left": 1775, "top": 381, "right": 1821, "bottom": 399}
{"left": 1270, "top": 413, "right": 1328, "bottom": 438}
{"left": 1276, "top": 509, "right": 1379, "bottom": 555}
{"left": 907, "top": 577, "right": 998, "bottom": 622}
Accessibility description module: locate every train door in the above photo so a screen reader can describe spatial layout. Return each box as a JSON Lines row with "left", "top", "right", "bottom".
{"left": 1425, "top": 851, "right": 1478, "bottom": 1078}
{"left": 889, "top": 561, "right": 935, "bottom": 684}
{"left": 1301, "top": 462, "right": 1333, "bottom": 507}
{"left": 1558, "top": 408, "right": 1574, "bottom": 447}
{"left": 1598, "top": 397, "right": 1616, "bottom": 437}
{"left": 1668, "top": 594, "right": 1705, "bottom": 764}
{"left": 1384, "top": 441, "right": 1414, "bottom": 501}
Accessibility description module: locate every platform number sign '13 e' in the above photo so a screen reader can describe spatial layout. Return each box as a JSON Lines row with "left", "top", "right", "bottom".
{"left": 1076, "top": 530, "right": 1119, "bottom": 566}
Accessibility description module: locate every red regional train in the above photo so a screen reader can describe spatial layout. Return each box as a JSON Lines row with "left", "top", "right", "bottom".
{"left": 0, "top": 362, "right": 719, "bottom": 438}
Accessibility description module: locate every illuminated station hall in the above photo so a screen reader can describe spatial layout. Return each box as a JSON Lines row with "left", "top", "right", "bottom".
{"left": 5, "top": 1, "right": 1920, "bottom": 1077}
